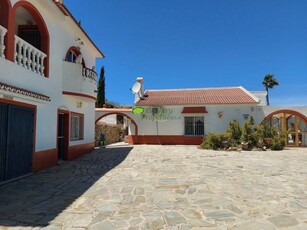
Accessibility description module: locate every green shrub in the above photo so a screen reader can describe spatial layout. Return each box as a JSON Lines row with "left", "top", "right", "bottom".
{"left": 271, "top": 136, "right": 285, "bottom": 150}
{"left": 219, "top": 132, "right": 232, "bottom": 149}
{"left": 200, "top": 132, "right": 232, "bottom": 150}
{"left": 200, "top": 116, "right": 286, "bottom": 151}
{"left": 226, "top": 120, "right": 242, "bottom": 145}
{"left": 255, "top": 121, "right": 280, "bottom": 149}
{"left": 255, "top": 121, "right": 277, "bottom": 140}
{"left": 262, "top": 121, "right": 277, "bottom": 138}
{"left": 241, "top": 116, "right": 257, "bottom": 149}
{"left": 263, "top": 137, "right": 273, "bottom": 148}
{"left": 200, "top": 133, "right": 222, "bottom": 150}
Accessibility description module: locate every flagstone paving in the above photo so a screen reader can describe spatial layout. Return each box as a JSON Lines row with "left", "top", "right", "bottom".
{"left": 0, "top": 144, "right": 307, "bottom": 229}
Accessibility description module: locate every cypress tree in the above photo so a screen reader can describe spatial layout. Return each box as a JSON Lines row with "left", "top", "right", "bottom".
{"left": 96, "top": 66, "right": 105, "bottom": 108}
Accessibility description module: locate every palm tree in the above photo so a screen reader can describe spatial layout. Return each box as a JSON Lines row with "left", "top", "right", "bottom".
{"left": 262, "top": 74, "right": 279, "bottom": 105}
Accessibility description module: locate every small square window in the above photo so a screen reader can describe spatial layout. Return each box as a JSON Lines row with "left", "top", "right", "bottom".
{"left": 184, "top": 116, "right": 204, "bottom": 136}
{"left": 71, "top": 113, "right": 84, "bottom": 140}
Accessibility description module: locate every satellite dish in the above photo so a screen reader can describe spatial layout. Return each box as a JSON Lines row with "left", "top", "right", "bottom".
{"left": 131, "top": 82, "right": 141, "bottom": 94}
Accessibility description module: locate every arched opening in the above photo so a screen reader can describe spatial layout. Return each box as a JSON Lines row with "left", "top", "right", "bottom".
{"left": 95, "top": 112, "right": 138, "bottom": 145}
{"left": 264, "top": 110, "right": 307, "bottom": 147}
{"left": 65, "top": 46, "right": 86, "bottom": 67}
{"left": 0, "top": 0, "right": 11, "bottom": 58}
{"left": 11, "top": 2, "right": 50, "bottom": 77}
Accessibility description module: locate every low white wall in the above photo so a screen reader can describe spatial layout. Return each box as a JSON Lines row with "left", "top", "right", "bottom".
{"left": 62, "top": 61, "right": 97, "bottom": 97}
{"left": 132, "top": 105, "right": 267, "bottom": 136}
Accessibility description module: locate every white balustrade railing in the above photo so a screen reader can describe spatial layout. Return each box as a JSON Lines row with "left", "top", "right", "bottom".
{"left": 0, "top": 25, "right": 7, "bottom": 58}
{"left": 14, "top": 35, "right": 47, "bottom": 76}
{"left": 82, "top": 67, "right": 97, "bottom": 81}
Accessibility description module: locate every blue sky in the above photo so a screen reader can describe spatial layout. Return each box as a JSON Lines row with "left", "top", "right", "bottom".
{"left": 65, "top": 0, "right": 307, "bottom": 106}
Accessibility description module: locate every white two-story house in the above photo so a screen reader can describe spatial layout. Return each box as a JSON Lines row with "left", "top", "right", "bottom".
{"left": 0, "top": 0, "right": 104, "bottom": 183}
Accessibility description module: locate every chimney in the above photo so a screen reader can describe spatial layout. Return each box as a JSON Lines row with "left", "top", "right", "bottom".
{"left": 134, "top": 77, "right": 144, "bottom": 103}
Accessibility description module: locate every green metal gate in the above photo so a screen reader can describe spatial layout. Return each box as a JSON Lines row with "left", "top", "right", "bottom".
{"left": 0, "top": 103, "right": 34, "bottom": 182}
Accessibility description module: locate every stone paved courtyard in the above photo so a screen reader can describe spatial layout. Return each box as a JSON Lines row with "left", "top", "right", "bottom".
{"left": 0, "top": 144, "right": 307, "bottom": 229}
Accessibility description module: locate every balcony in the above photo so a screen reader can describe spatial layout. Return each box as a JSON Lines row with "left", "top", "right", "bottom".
{"left": 0, "top": 25, "right": 7, "bottom": 59}
{"left": 14, "top": 35, "right": 47, "bottom": 76}
{"left": 0, "top": 27, "right": 47, "bottom": 77}
{"left": 62, "top": 61, "right": 97, "bottom": 99}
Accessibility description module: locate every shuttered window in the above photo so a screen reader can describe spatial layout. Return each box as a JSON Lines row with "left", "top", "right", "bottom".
{"left": 184, "top": 116, "right": 204, "bottom": 136}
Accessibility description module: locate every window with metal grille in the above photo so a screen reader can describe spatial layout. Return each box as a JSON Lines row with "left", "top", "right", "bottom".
{"left": 71, "top": 113, "right": 84, "bottom": 140}
{"left": 184, "top": 116, "right": 204, "bottom": 136}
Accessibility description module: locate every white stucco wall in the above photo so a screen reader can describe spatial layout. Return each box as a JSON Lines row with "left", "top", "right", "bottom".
{"left": 0, "top": 0, "right": 101, "bottom": 152}
{"left": 62, "top": 95, "right": 96, "bottom": 146}
{"left": 98, "top": 114, "right": 118, "bottom": 125}
{"left": 251, "top": 91, "right": 267, "bottom": 106}
{"left": 131, "top": 104, "right": 266, "bottom": 136}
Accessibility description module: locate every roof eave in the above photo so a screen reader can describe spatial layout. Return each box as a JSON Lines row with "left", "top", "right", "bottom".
{"left": 53, "top": 1, "right": 105, "bottom": 58}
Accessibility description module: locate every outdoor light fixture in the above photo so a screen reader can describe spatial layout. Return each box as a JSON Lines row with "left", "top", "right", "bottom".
{"left": 243, "top": 114, "right": 249, "bottom": 120}
{"left": 75, "top": 37, "right": 84, "bottom": 46}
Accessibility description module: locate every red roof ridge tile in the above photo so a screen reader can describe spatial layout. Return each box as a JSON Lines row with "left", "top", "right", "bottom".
{"left": 238, "top": 86, "right": 260, "bottom": 103}
{"left": 147, "top": 86, "right": 245, "bottom": 92}
{"left": 135, "top": 86, "right": 259, "bottom": 106}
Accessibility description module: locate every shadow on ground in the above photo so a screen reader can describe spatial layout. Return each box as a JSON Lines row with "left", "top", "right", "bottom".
{"left": 0, "top": 146, "right": 133, "bottom": 227}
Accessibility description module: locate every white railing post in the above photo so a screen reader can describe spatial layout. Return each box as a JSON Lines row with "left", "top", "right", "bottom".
{"left": 22, "top": 43, "right": 28, "bottom": 68}
{"left": 39, "top": 53, "right": 46, "bottom": 76}
{"left": 32, "top": 51, "right": 38, "bottom": 73}
{"left": 0, "top": 25, "right": 8, "bottom": 58}
{"left": 14, "top": 35, "right": 47, "bottom": 76}
{"left": 15, "top": 39, "right": 23, "bottom": 65}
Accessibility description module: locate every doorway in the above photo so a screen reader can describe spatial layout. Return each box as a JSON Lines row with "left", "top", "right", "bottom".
{"left": 266, "top": 111, "right": 307, "bottom": 147}
{"left": 0, "top": 102, "right": 34, "bottom": 182}
{"left": 57, "top": 111, "right": 69, "bottom": 161}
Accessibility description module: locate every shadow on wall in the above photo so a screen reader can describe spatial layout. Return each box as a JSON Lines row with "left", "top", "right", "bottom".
{"left": 0, "top": 146, "right": 133, "bottom": 227}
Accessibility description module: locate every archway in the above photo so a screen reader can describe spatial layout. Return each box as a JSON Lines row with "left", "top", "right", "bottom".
{"left": 264, "top": 110, "right": 307, "bottom": 147}
{"left": 95, "top": 112, "right": 138, "bottom": 145}
{"left": 11, "top": 1, "right": 50, "bottom": 76}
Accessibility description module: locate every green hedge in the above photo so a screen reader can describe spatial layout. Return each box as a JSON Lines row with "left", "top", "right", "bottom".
{"left": 200, "top": 117, "right": 285, "bottom": 151}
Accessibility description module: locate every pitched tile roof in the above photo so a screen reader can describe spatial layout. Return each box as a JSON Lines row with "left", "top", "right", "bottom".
{"left": 135, "top": 87, "right": 259, "bottom": 106}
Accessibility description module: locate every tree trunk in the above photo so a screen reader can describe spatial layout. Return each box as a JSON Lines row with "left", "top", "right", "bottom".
{"left": 266, "top": 87, "right": 269, "bottom": 105}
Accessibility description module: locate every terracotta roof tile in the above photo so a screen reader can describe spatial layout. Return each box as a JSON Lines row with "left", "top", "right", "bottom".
{"left": 135, "top": 87, "right": 258, "bottom": 106}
